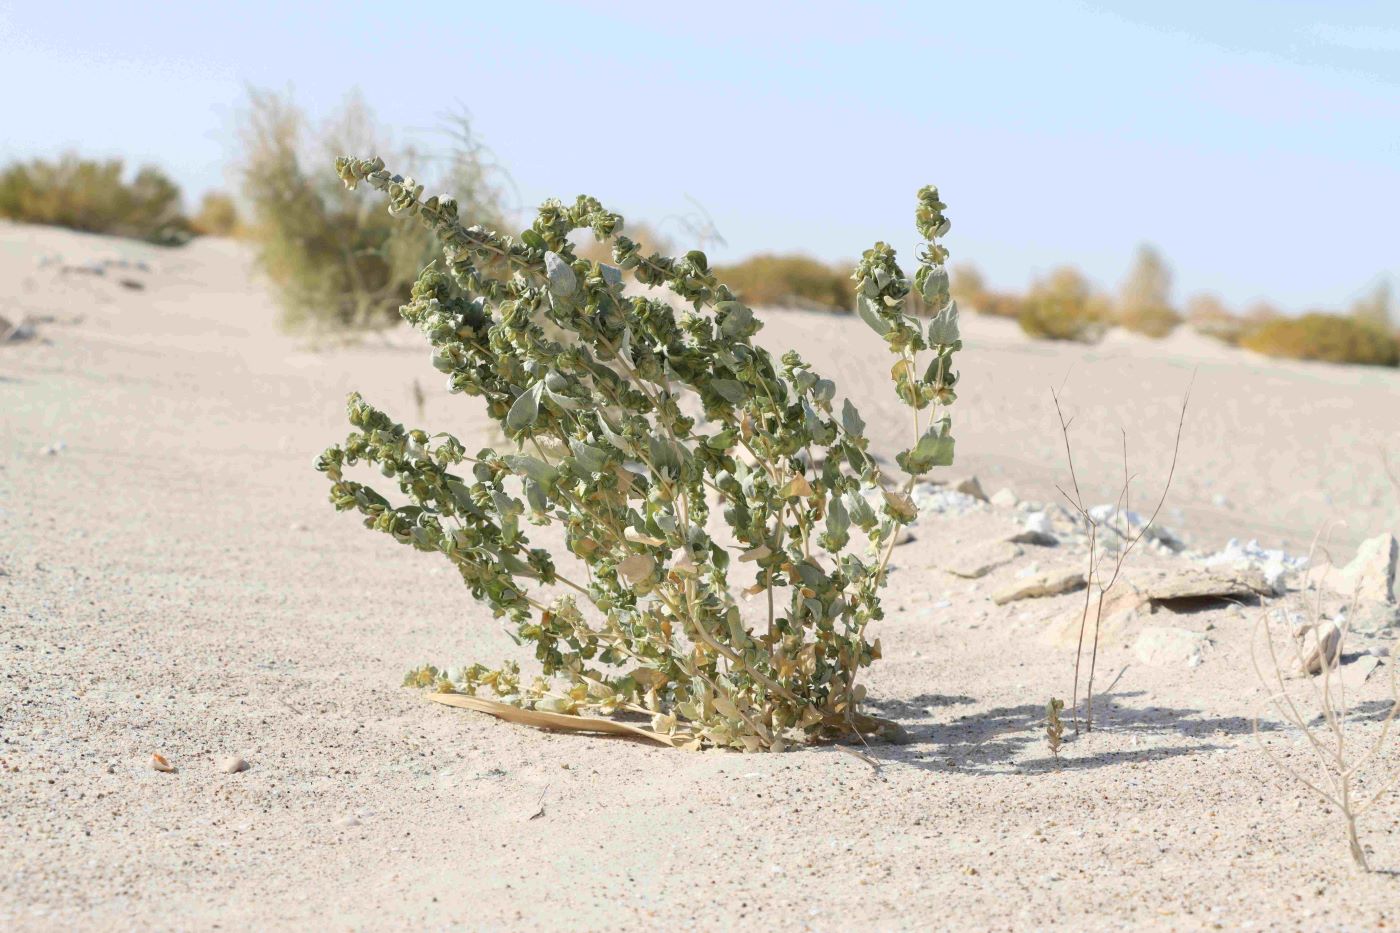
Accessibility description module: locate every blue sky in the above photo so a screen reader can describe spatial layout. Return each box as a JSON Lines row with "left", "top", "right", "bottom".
{"left": 3, "top": 1, "right": 1398, "bottom": 312}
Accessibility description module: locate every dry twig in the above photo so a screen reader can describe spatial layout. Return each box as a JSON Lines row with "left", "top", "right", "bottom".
{"left": 1052, "top": 382, "right": 1190, "bottom": 732}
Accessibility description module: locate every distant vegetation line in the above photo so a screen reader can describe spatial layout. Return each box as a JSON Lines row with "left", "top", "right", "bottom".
{"left": 1, "top": 107, "right": 1395, "bottom": 365}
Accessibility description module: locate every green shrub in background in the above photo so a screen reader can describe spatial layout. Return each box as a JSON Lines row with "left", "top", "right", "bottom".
{"left": 713, "top": 254, "right": 856, "bottom": 312}
{"left": 236, "top": 89, "right": 510, "bottom": 332}
{"left": 0, "top": 153, "right": 190, "bottom": 245}
{"left": 1185, "top": 293, "right": 1245, "bottom": 344}
{"left": 1117, "top": 305, "right": 1182, "bottom": 338}
{"left": 317, "top": 157, "right": 964, "bottom": 751}
{"left": 190, "top": 192, "right": 241, "bottom": 237}
{"left": 1115, "top": 244, "right": 1180, "bottom": 338}
{"left": 1239, "top": 312, "right": 1399, "bottom": 367}
{"left": 950, "top": 263, "right": 1022, "bottom": 318}
{"left": 1017, "top": 266, "right": 1109, "bottom": 342}
{"left": 1349, "top": 281, "right": 1394, "bottom": 334}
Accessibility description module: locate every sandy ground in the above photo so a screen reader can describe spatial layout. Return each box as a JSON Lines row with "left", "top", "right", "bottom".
{"left": 2, "top": 222, "right": 1399, "bottom": 930}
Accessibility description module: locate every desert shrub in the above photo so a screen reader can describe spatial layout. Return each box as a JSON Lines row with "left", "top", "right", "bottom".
{"left": 713, "top": 254, "right": 855, "bottom": 312}
{"left": 1017, "top": 266, "right": 1109, "bottom": 342}
{"left": 1239, "top": 313, "right": 1399, "bottom": 367}
{"left": 190, "top": 192, "right": 240, "bottom": 237}
{"left": 1115, "top": 245, "right": 1179, "bottom": 338}
{"left": 950, "top": 262, "right": 1022, "bottom": 318}
{"left": 1117, "top": 305, "right": 1181, "bottom": 338}
{"left": 317, "top": 158, "right": 964, "bottom": 751}
{"left": 1186, "top": 293, "right": 1244, "bottom": 344}
{"left": 236, "top": 89, "right": 508, "bottom": 332}
{"left": 0, "top": 153, "right": 189, "bottom": 245}
{"left": 1350, "top": 281, "right": 1394, "bottom": 334}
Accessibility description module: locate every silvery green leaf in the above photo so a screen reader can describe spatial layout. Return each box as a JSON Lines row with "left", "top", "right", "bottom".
{"left": 598, "top": 263, "right": 623, "bottom": 287}
{"left": 898, "top": 419, "right": 955, "bottom": 474}
{"left": 841, "top": 399, "right": 865, "bottom": 438}
{"left": 543, "top": 251, "right": 578, "bottom": 297}
{"left": 857, "top": 295, "right": 891, "bottom": 336}
{"left": 523, "top": 478, "right": 548, "bottom": 513}
{"left": 927, "top": 300, "right": 960, "bottom": 346}
{"left": 920, "top": 263, "right": 949, "bottom": 306}
{"left": 845, "top": 489, "right": 877, "bottom": 530}
{"left": 711, "top": 379, "right": 748, "bottom": 404}
{"left": 503, "top": 454, "right": 557, "bottom": 486}
{"left": 719, "top": 302, "right": 755, "bottom": 339}
{"left": 504, "top": 384, "right": 541, "bottom": 433}
{"left": 569, "top": 439, "right": 609, "bottom": 474}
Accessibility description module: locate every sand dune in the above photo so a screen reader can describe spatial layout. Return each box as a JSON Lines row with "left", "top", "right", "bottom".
{"left": 2, "top": 224, "right": 1398, "bottom": 930}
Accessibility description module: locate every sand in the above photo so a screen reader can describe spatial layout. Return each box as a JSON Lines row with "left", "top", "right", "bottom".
{"left": 2, "top": 222, "right": 1398, "bottom": 930}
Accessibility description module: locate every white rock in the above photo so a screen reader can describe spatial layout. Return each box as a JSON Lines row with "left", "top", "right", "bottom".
{"left": 989, "top": 487, "right": 1018, "bottom": 509}
{"left": 1337, "top": 533, "right": 1398, "bottom": 605}
{"left": 221, "top": 756, "right": 249, "bottom": 774}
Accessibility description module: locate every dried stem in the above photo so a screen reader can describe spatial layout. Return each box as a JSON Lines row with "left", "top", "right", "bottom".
{"left": 1053, "top": 382, "right": 1190, "bottom": 732}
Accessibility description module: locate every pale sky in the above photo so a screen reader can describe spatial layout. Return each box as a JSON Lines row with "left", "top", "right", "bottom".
{"left": 3, "top": 1, "right": 1399, "bottom": 312}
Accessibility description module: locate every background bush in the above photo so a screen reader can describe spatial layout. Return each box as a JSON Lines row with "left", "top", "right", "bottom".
{"left": 1115, "top": 244, "right": 1180, "bottom": 337}
{"left": 1185, "top": 293, "right": 1244, "bottom": 344}
{"left": 951, "top": 263, "right": 1022, "bottom": 318}
{"left": 236, "top": 89, "right": 509, "bottom": 332}
{"left": 1017, "top": 266, "right": 1109, "bottom": 342}
{"left": 0, "top": 153, "right": 190, "bottom": 245}
{"left": 1117, "top": 305, "right": 1182, "bottom": 337}
{"left": 712, "top": 253, "right": 855, "bottom": 311}
{"left": 1239, "top": 312, "right": 1400, "bottom": 367}
{"left": 190, "top": 192, "right": 241, "bottom": 237}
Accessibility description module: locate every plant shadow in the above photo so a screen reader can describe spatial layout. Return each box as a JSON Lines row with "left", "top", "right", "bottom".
{"left": 863, "top": 689, "right": 1275, "bottom": 774}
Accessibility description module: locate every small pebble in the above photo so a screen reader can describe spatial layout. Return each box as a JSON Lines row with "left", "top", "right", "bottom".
{"left": 335, "top": 815, "right": 361, "bottom": 829}
{"left": 150, "top": 753, "right": 175, "bottom": 773}
{"left": 222, "top": 756, "right": 249, "bottom": 774}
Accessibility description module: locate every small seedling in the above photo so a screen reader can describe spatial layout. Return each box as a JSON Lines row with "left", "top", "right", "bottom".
{"left": 1045, "top": 698, "right": 1066, "bottom": 764}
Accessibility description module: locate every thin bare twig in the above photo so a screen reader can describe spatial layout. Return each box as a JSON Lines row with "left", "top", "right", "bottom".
{"left": 1053, "top": 379, "right": 1191, "bottom": 732}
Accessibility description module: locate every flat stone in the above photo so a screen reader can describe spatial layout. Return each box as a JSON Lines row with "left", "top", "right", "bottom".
{"left": 993, "top": 569, "right": 1087, "bottom": 605}
{"left": 952, "top": 476, "right": 988, "bottom": 502}
{"left": 1133, "top": 626, "right": 1209, "bottom": 668}
{"left": 943, "top": 541, "right": 1022, "bottom": 579}
{"left": 989, "top": 487, "right": 1018, "bottom": 509}
{"left": 1132, "top": 567, "right": 1274, "bottom": 605}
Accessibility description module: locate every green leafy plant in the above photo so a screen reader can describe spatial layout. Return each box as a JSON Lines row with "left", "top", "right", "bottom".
{"left": 713, "top": 253, "right": 856, "bottom": 312}
{"left": 1239, "top": 313, "right": 1399, "bottom": 367}
{"left": 317, "top": 157, "right": 963, "bottom": 751}
{"left": 0, "top": 153, "right": 189, "bottom": 245}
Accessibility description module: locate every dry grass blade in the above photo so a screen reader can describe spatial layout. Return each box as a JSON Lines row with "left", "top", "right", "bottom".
{"left": 427, "top": 693, "right": 677, "bottom": 747}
